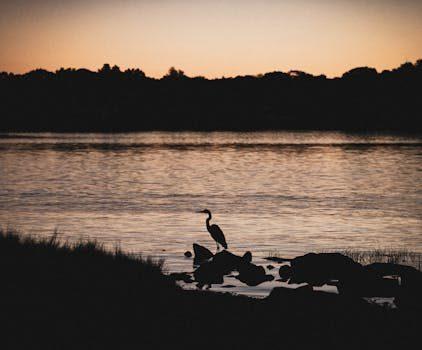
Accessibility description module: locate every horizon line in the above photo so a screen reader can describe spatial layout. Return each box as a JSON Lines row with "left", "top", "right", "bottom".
{"left": 2, "top": 58, "right": 421, "bottom": 80}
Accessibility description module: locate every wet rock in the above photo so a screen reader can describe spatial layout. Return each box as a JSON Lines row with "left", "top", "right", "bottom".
{"left": 193, "top": 261, "right": 224, "bottom": 287}
{"left": 168, "top": 272, "right": 194, "bottom": 284}
{"left": 193, "top": 249, "right": 243, "bottom": 288}
{"left": 338, "top": 263, "right": 422, "bottom": 298}
{"left": 193, "top": 243, "right": 214, "bottom": 265}
{"left": 267, "top": 265, "right": 275, "bottom": 270}
{"left": 281, "top": 253, "right": 422, "bottom": 298}
{"left": 364, "top": 263, "right": 422, "bottom": 309}
{"left": 288, "top": 253, "right": 364, "bottom": 286}
{"left": 364, "top": 262, "right": 420, "bottom": 276}
{"left": 192, "top": 251, "right": 241, "bottom": 288}
{"left": 364, "top": 263, "right": 422, "bottom": 288}
{"left": 184, "top": 251, "right": 192, "bottom": 258}
{"left": 221, "top": 285, "right": 236, "bottom": 288}
{"left": 242, "top": 251, "right": 252, "bottom": 263}
{"left": 236, "top": 262, "right": 274, "bottom": 286}
{"left": 276, "top": 252, "right": 405, "bottom": 297}
{"left": 279, "top": 265, "right": 292, "bottom": 281}
{"left": 212, "top": 250, "right": 244, "bottom": 274}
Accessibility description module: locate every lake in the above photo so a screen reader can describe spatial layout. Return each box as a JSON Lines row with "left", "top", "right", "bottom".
{"left": 1, "top": 132, "right": 421, "bottom": 296}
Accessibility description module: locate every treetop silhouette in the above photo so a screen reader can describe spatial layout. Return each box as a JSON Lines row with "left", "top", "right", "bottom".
{"left": 0, "top": 59, "right": 421, "bottom": 132}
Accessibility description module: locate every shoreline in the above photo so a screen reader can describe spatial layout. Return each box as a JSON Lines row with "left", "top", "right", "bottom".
{"left": 1, "top": 229, "right": 420, "bottom": 349}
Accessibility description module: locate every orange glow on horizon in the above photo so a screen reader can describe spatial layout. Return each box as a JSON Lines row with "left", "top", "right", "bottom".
{"left": 1, "top": 1, "right": 422, "bottom": 78}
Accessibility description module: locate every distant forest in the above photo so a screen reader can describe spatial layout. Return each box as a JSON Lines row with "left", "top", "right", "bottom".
{"left": 1, "top": 60, "right": 421, "bottom": 132}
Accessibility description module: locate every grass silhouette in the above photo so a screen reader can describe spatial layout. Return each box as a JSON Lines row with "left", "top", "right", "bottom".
{"left": 335, "top": 248, "right": 422, "bottom": 270}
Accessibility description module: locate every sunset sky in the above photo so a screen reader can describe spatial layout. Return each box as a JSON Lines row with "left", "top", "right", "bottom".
{"left": 1, "top": 0, "right": 421, "bottom": 78}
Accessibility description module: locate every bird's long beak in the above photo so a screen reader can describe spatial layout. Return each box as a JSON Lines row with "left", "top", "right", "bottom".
{"left": 196, "top": 210, "right": 204, "bottom": 213}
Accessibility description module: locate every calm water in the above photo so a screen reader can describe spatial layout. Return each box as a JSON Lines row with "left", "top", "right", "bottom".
{"left": 1, "top": 132, "right": 421, "bottom": 296}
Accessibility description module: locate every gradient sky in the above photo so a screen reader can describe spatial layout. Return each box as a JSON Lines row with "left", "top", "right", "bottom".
{"left": 1, "top": 0, "right": 421, "bottom": 78}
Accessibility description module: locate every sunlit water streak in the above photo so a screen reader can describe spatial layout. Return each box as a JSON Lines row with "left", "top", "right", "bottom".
{"left": 1, "top": 132, "right": 421, "bottom": 296}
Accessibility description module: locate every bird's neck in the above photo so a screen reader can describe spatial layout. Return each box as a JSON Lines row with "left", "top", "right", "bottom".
{"left": 206, "top": 214, "right": 212, "bottom": 229}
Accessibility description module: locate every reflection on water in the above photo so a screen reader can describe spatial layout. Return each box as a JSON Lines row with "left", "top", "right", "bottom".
{"left": 0, "top": 132, "right": 421, "bottom": 296}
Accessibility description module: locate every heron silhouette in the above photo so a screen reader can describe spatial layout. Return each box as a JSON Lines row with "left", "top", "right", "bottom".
{"left": 197, "top": 209, "right": 228, "bottom": 251}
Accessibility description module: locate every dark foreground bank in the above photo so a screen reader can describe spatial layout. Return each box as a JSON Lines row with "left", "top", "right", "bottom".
{"left": 0, "top": 229, "right": 419, "bottom": 350}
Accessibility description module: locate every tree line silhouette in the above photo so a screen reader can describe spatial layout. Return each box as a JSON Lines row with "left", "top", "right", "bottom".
{"left": 1, "top": 60, "right": 421, "bottom": 132}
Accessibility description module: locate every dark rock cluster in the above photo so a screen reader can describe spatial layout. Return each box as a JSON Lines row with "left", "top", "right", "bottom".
{"left": 184, "top": 244, "right": 274, "bottom": 289}
{"left": 270, "top": 252, "right": 422, "bottom": 309}
{"left": 180, "top": 247, "right": 422, "bottom": 310}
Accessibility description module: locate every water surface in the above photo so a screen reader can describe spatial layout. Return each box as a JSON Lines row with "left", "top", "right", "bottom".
{"left": 1, "top": 132, "right": 421, "bottom": 296}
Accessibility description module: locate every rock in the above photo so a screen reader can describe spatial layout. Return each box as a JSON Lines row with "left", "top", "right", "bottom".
{"left": 242, "top": 251, "right": 252, "bottom": 263}
{"left": 192, "top": 249, "right": 244, "bottom": 288}
{"left": 364, "top": 263, "right": 422, "bottom": 309}
{"left": 184, "top": 251, "right": 192, "bottom": 258}
{"left": 286, "top": 253, "right": 405, "bottom": 297}
{"left": 193, "top": 251, "right": 243, "bottom": 288}
{"left": 288, "top": 253, "right": 364, "bottom": 286}
{"left": 279, "top": 265, "right": 292, "bottom": 281}
{"left": 338, "top": 263, "right": 422, "bottom": 298}
{"left": 364, "top": 262, "right": 420, "bottom": 276}
{"left": 273, "top": 253, "right": 417, "bottom": 297}
{"left": 364, "top": 263, "right": 422, "bottom": 288}
{"left": 267, "top": 265, "right": 275, "bottom": 270}
{"left": 212, "top": 250, "right": 244, "bottom": 274}
{"left": 221, "top": 285, "right": 236, "bottom": 288}
{"left": 168, "top": 272, "right": 194, "bottom": 283}
{"left": 193, "top": 243, "right": 214, "bottom": 265}
{"left": 236, "top": 262, "right": 274, "bottom": 286}
{"left": 193, "top": 261, "right": 224, "bottom": 288}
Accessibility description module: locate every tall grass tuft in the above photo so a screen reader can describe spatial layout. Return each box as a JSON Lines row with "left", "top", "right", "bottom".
{"left": 0, "top": 227, "right": 174, "bottom": 293}
{"left": 266, "top": 247, "right": 422, "bottom": 271}
{"left": 330, "top": 248, "right": 422, "bottom": 271}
